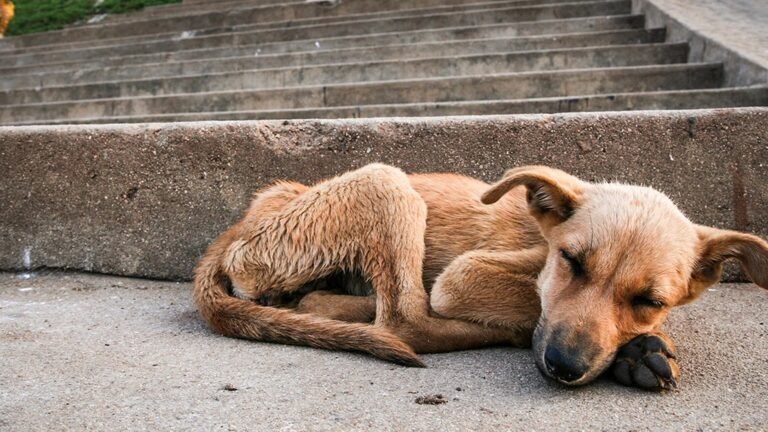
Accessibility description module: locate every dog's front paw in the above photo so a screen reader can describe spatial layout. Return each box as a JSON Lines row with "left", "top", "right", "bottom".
{"left": 611, "top": 334, "right": 679, "bottom": 391}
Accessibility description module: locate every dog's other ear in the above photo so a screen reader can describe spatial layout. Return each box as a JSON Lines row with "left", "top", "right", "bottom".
{"left": 481, "top": 166, "right": 586, "bottom": 228}
{"left": 685, "top": 225, "right": 768, "bottom": 303}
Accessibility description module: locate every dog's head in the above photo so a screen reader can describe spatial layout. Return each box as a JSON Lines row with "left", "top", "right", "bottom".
{"left": 482, "top": 166, "right": 768, "bottom": 385}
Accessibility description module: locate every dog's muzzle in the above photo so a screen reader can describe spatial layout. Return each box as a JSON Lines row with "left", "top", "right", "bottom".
{"left": 533, "top": 321, "right": 613, "bottom": 386}
{"left": 543, "top": 345, "right": 588, "bottom": 383}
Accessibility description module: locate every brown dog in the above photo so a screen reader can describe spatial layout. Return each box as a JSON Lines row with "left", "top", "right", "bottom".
{"left": 194, "top": 164, "right": 768, "bottom": 390}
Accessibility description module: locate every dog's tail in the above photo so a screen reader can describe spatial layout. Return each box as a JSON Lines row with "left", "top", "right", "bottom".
{"left": 193, "top": 235, "right": 425, "bottom": 367}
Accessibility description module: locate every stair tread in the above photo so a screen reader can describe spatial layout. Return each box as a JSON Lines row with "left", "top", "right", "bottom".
{"left": 1, "top": 42, "right": 687, "bottom": 94}
{"left": 5, "top": 86, "right": 765, "bottom": 126}
{"left": 0, "top": 62, "right": 723, "bottom": 108}
{"left": 0, "top": 0, "right": 632, "bottom": 55}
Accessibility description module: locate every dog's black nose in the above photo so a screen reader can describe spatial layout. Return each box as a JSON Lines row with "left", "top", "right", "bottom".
{"left": 544, "top": 345, "right": 586, "bottom": 383}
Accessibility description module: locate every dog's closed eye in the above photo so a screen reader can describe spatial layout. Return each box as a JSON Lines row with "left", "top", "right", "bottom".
{"left": 631, "top": 295, "right": 665, "bottom": 309}
{"left": 560, "top": 249, "right": 585, "bottom": 278}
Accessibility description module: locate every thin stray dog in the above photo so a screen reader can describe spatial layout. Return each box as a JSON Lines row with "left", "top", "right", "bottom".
{"left": 194, "top": 164, "right": 768, "bottom": 390}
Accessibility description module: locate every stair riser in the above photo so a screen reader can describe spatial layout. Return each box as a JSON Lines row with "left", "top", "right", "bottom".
{"left": 324, "top": 65, "right": 722, "bottom": 106}
{"left": 8, "top": 88, "right": 767, "bottom": 125}
{"left": 100, "top": 0, "right": 599, "bottom": 29}
{"left": 1, "top": 28, "right": 662, "bottom": 89}
{"left": 4, "top": 2, "right": 630, "bottom": 66}
{"left": 1, "top": 0, "right": 621, "bottom": 49}
{"left": 1, "top": 44, "right": 689, "bottom": 104}
{"left": 2, "top": 0, "right": 597, "bottom": 53}
{"left": 0, "top": 65, "right": 723, "bottom": 124}
{"left": 41, "top": 88, "right": 765, "bottom": 124}
{"left": 350, "top": 88, "right": 768, "bottom": 117}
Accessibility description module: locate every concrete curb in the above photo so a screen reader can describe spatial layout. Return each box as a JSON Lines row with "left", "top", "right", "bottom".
{"left": 1, "top": 109, "right": 766, "bottom": 280}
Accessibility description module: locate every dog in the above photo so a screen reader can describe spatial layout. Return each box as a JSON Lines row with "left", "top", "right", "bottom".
{"left": 194, "top": 164, "right": 768, "bottom": 390}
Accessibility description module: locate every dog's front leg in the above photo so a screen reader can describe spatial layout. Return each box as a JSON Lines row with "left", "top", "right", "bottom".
{"left": 429, "top": 247, "right": 547, "bottom": 348}
{"left": 610, "top": 331, "right": 680, "bottom": 391}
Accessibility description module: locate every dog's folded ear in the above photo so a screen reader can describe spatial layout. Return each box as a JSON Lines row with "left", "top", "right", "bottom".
{"left": 481, "top": 166, "right": 586, "bottom": 227}
{"left": 690, "top": 225, "right": 768, "bottom": 294}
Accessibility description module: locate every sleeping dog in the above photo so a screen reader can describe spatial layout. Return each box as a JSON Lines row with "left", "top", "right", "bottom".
{"left": 194, "top": 164, "right": 767, "bottom": 390}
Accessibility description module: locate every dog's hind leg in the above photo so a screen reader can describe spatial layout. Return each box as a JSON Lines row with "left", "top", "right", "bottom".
{"left": 195, "top": 167, "right": 428, "bottom": 366}
{"left": 297, "top": 291, "right": 377, "bottom": 323}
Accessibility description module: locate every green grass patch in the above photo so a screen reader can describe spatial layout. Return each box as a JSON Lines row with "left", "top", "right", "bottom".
{"left": 6, "top": 0, "right": 182, "bottom": 36}
{"left": 6, "top": 0, "right": 93, "bottom": 36}
{"left": 94, "top": 0, "right": 181, "bottom": 15}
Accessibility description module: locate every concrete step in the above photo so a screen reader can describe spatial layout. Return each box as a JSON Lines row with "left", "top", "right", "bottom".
{"left": 101, "top": 0, "right": 544, "bottom": 29}
{"left": 0, "top": 64, "right": 723, "bottom": 125}
{"left": 1, "top": 28, "right": 664, "bottom": 90}
{"left": 9, "top": 0, "right": 581, "bottom": 52}
{"left": 183, "top": 0, "right": 292, "bottom": 3}
{"left": 0, "top": 0, "right": 626, "bottom": 52}
{"left": 0, "top": 0, "right": 410, "bottom": 47}
{"left": 0, "top": 44, "right": 689, "bottom": 104}
{"left": 183, "top": 0, "right": 301, "bottom": 5}
{"left": 1, "top": 109, "right": 766, "bottom": 278}
{"left": 0, "top": 16, "right": 646, "bottom": 76}
{"left": 10, "top": 87, "right": 765, "bottom": 125}
{"left": 99, "top": 0, "right": 590, "bottom": 28}
{"left": 1, "top": 0, "right": 632, "bottom": 59}
{"left": 102, "top": 0, "right": 330, "bottom": 24}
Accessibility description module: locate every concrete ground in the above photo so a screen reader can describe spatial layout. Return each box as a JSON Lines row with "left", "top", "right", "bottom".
{"left": 1, "top": 272, "right": 767, "bottom": 431}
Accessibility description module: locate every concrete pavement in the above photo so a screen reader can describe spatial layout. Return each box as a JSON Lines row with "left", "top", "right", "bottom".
{"left": 1, "top": 272, "right": 767, "bottom": 431}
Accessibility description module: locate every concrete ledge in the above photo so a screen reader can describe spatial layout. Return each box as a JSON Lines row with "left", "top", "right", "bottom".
{"left": 0, "top": 109, "right": 766, "bottom": 280}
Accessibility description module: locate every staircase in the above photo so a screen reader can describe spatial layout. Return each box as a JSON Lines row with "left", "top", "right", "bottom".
{"left": 0, "top": 0, "right": 765, "bottom": 125}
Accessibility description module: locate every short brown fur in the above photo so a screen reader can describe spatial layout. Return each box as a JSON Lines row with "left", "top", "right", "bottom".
{"left": 194, "top": 164, "right": 768, "bottom": 389}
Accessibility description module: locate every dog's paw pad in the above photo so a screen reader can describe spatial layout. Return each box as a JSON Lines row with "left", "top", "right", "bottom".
{"left": 611, "top": 334, "right": 678, "bottom": 391}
